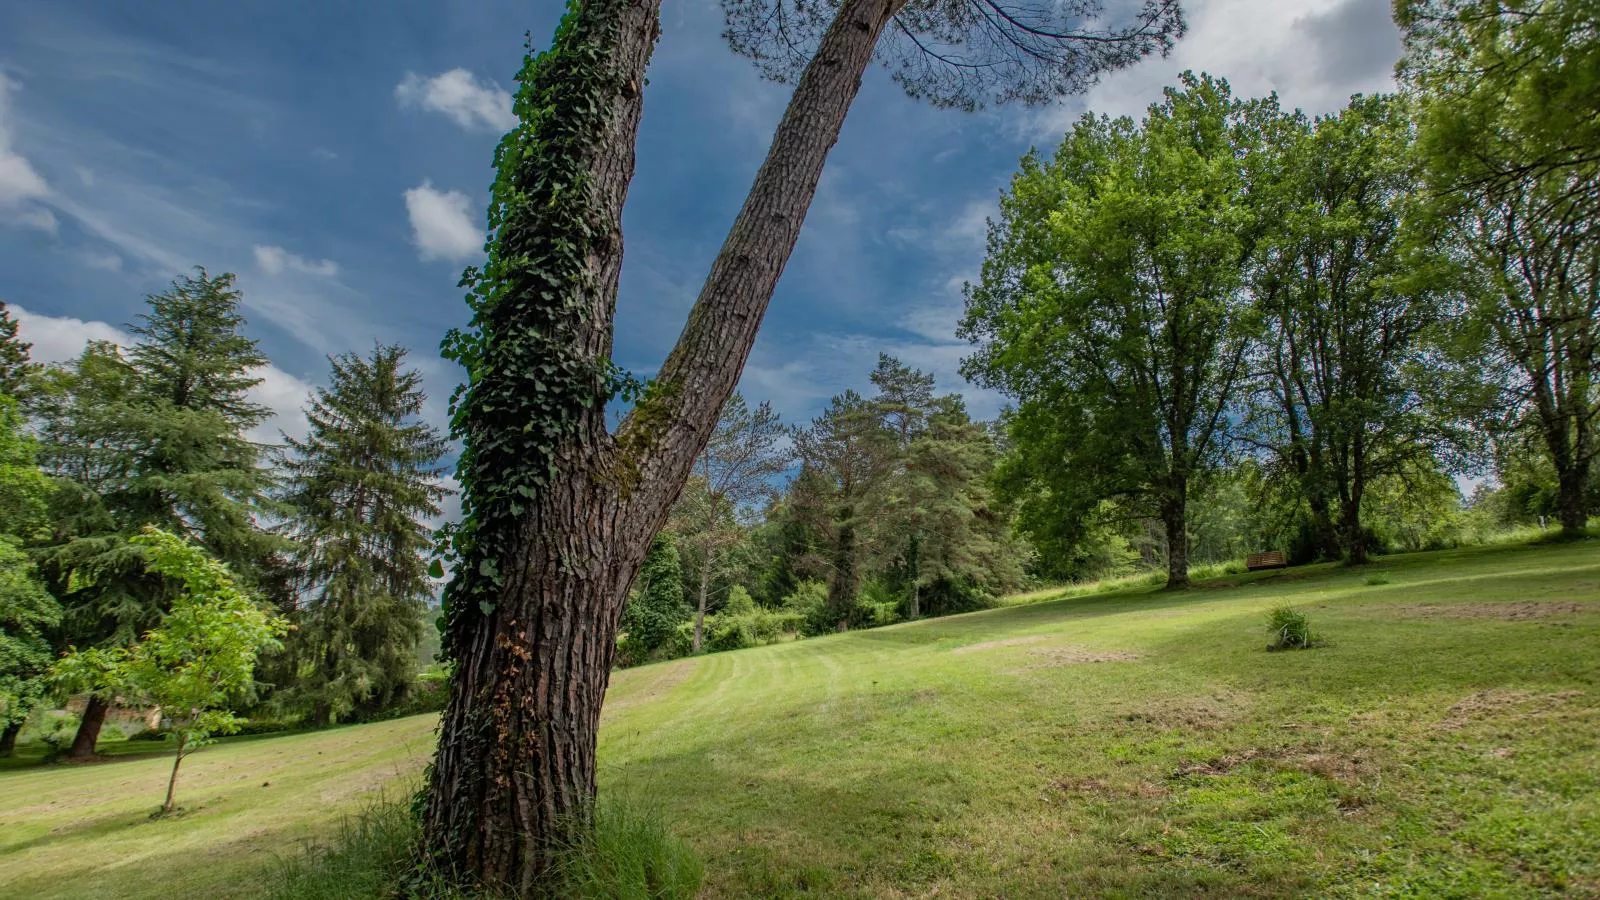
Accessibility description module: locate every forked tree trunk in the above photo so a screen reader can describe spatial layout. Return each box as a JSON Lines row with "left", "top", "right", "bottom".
{"left": 0, "top": 720, "right": 21, "bottom": 757}
{"left": 424, "top": 0, "right": 904, "bottom": 891}
{"left": 67, "top": 694, "right": 108, "bottom": 759}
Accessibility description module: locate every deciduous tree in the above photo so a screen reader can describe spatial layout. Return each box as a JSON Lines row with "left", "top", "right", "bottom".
{"left": 54, "top": 527, "right": 285, "bottom": 813}
{"left": 963, "top": 74, "right": 1260, "bottom": 588}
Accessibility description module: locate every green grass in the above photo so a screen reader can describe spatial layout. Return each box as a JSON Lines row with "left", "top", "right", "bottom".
{"left": 3, "top": 539, "right": 1599, "bottom": 898}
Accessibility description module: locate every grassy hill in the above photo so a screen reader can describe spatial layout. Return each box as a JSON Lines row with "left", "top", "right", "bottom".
{"left": 2, "top": 539, "right": 1598, "bottom": 898}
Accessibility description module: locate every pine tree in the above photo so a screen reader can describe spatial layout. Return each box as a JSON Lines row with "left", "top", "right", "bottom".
{"left": 34, "top": 270, "right": 283, "bottom": 757}
{"left": 279, "top": 345, "right": 447, "bottom": 725}
{"left": 0, "top": 301, "right": 42, "bottom": 399}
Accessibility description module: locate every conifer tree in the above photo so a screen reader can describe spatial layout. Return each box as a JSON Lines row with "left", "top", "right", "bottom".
{"left": 0, "top": 302, "right": 42, "bottom": 399}
{"left": 278, "top": 345, "right": 447, "bottom": 725}
{"left": 34, "top": 270, "right": 282, "bottom": 757}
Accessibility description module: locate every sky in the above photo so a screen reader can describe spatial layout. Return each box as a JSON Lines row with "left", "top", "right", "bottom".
{"left": 0, "top": 0, "right": 1405, "bottom": 514}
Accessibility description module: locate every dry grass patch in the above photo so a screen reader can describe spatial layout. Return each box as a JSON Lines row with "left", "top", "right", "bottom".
{"left": 951, "top": 635, "right": 1047, "bottom": 654}
{"left": 1115, "top": 691, "right": 1250, "bottom": 733}
{"left": 1437, "top": 688, "right": 1585, "bottom": 731}
{"left": 1027, "top": 645, "right": 1140, "bottom": 666}
{"left": 1396, "top": 601, "right": 1600, "bottom": 621}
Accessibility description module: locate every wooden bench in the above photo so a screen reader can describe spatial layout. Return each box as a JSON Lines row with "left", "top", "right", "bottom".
{"left": 1246, "top": 550, "right": 1288, "bottom": 571}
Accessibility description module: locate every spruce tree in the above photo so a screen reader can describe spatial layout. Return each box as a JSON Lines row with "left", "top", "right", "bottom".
{"left": 0, "top": 302, "right": 42, "bottom": 399}
{"left": 279, "top": 345, "right": 447, "bottom": 725}
{"left": 34, "top": 270, "right": 283, "bottom": 757}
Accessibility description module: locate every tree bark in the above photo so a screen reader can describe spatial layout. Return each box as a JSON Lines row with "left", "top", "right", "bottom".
{"left": 1556, "top": 457, "right": 1591, "bottom": 536}
{"left": 67, "top": 694, "right": 108, "bottom": 760}
{"left": 828, "top": 515, "right": 859, "bottom": 628}
{"left": 424, "top": 0, "right": 903, "bottom": 891}
{"left": 692, "top": 553, "right": 711, "bottom": 653}
{"left": 0, "top": 720, "right": 21, "bottom": 757}
{"left": 1162, "top": 489, "right": 1189, "bottom": 590}
{"left": 162, "top": 735, "right": 186, "bottom": 813}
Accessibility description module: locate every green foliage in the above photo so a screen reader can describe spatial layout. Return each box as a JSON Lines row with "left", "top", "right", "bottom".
{"left": 34, "top": 272, "right": 284, "bottom": 668}
{"left": 278, "top": 345, "right": 448, "bottom": 725}
{"left": 0, "top": 394, "right": 60, "bottom": 730}
{"left": 52, "top": 527, "right": 286, "bottom": 809}
{"left": 0, "top": 539, "right": 59, "bottom": 728}
{"left": 1242, "top": 92, "right": 1463, "bottom": 564}
{"left": 964, "top": 73, "right": 1264, "bottom": 587}
{"left": 0, "top": 301, "right": 42, "bottom": 399}
{"left": 436, "top": 1, "right": 636, "bottom": 652}
{"left": 620, "top": 533, "right": 689, "bottom": 661}
{"left": 1399, "top": 0, "right": 1600, "bottom": 534}
{"left": 1265, "top": 606, "right": 1317, "bottom": 651}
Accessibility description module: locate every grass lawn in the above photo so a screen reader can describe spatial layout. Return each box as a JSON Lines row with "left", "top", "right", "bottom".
{"left": 3, "top": 538, "right": 1598, "bottom": 898}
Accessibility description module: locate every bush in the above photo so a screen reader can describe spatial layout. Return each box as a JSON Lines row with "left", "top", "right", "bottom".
{"left": 1266, "top": 606, "right": 1319, "bottom": 651}
{"left": 268, "top": 795, "right": 701, "bottom": 900}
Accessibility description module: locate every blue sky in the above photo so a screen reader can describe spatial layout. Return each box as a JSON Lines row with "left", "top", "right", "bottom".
{"left": 0, "top": 0, "right": 1402, "bottom": 506}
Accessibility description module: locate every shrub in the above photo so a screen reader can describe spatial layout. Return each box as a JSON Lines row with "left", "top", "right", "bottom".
{"left": 1266, "top": 606, "right": 1319, "bottom": 651}
{"left": 781, "top": 581, "right": 831, "bottom": 636}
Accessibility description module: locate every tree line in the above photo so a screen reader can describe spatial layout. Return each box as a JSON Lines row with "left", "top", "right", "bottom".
{"left": 0, "top": 274, "right": 447, "bottom": 759}
{"left": 963, "top": 22, "right": 1598, "bottom": 588}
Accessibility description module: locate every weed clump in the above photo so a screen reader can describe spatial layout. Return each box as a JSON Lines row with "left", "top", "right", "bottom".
{"left": 1266, "top": 607, "right": 1321, "bottom": 651}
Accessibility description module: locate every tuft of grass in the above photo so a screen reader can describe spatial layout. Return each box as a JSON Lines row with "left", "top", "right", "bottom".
{"left": 268, "top": 798, "right": 456, "bottom": 900}
{"left": 267, "top": 794, "right": 700, "bottom": 900}
{"left": 554, "top": 796, "right": 703, "bottom": 900}
{"left": 1365, "top": 572, "right": 1392, "bottom": 586}
{"left": 1265, "top": 606, "right": 1319, "bottom": 651}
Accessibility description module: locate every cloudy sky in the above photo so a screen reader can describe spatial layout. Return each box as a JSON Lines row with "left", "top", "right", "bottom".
{"left": 0, "top": 0, "right": 1402, "bottom": 460}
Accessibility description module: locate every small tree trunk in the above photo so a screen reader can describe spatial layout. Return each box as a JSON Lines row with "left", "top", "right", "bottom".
{"left": 1162, "top": 490, "right": 1189, "bottom": 590}
{"left": 67, "top": 694, "right": 108, "bottom": 759}
{"left": 1556, "top": 459, "right": 1590, "bottom": 536}
{"left": 0, "top": 720, "right": 21, "bottom": 757}
{"left": 162, "top": 734, "right": 186, "bottom": 813}
{"left": 692, "top": 554, "right": 711, "bottom": 653}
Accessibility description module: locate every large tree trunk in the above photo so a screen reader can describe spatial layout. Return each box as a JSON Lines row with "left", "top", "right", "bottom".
{"left": 66, "top": 694, "right": 108, "bottom": 760}
{"left": 1556, "top": 458, "right": 1590, "bottom": 536}
{"left": 1162, "top": 490, "right": 1189, "bottom": 590}
{"left": 0, "top": 720, "right": 21, "bottom": 757}
{"left": 424, "top": 0, "right": 903, "bottom": 891}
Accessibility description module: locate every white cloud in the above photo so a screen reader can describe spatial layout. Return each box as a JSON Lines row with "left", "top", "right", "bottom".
{"left": 1032, "top": 0, "right": 1402, "bottom": 134}
{"left": 395, "top": 69, "right": 516, "bottom": 132}
{"left": 0, "top": 73, "right": 54, "bottom": 231}
{"left": 404, "top": 181, "right": 481, "bottom": 262}
{"left": 253, "top": 243, "right": 339, "bottom": 277}
{"left": 8, "top": 304, "right": 315, "bottom": 444}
